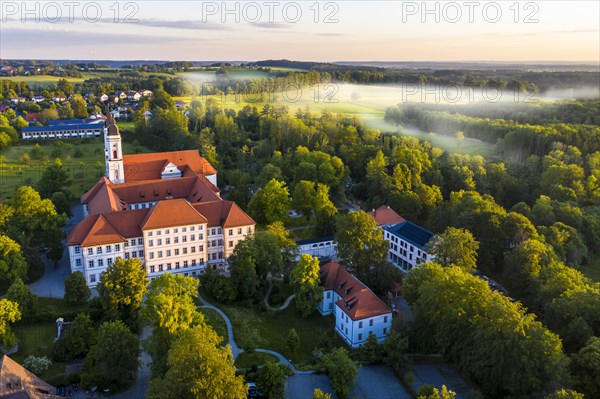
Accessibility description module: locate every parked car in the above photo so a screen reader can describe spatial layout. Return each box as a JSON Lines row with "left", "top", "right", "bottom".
{"left": 246, "top": 382, "right": 265, "bottom": 399}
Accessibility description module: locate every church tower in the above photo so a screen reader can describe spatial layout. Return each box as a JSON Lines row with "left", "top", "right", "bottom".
{"left": 104, "top": 115, "right": 125, "bottom": 184}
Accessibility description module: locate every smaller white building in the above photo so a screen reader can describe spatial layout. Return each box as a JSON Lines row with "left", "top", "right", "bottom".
{"left": 383, "top": 221, "right": 435, "bottom": 272}
{"left": 295, "top": 236, "right": 337, "bottom": 261}
{"left": 318, "top": 261, "right": 392, "bottom": 348}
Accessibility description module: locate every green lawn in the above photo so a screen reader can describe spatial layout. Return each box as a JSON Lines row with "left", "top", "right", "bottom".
{"left": 198, "top": 307, "right": 228, "bottom": 342}
{"left": 234, "top": 352, "right": 278, "bottom": 369}
{"left": 0, "top": 138, "right": 149, "bottom": 199}
{"left": 199, "top": 287, "right": 344, "bottom": 367}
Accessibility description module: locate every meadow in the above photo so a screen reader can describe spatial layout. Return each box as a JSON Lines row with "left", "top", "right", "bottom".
{"left": 0, "top": 138, "right": 148, "bottom": 199}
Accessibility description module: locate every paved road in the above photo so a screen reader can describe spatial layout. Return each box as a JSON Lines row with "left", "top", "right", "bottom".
{"left": 29, "top": 204, "right": 85, "bottom": 298}
{"left": 285, "top": 365, "right": 411, "bottom": 399}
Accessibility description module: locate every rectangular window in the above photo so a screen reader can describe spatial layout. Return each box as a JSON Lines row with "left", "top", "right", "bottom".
{"left": 174, "top": 237, "right": 179, "bottom": 244}
{"left": 359, "top": 321, "right": 363, "bottom": 328}
{"left": 199, "top": 245, "right": 204, "bottom": 252}
{"left": 211, "top": 228, "right": 216, "bottom": 236}
{"left": 157, "top": 230, "right": 161, "bottom": 236}
{"left": 148, "top": 232, "right": 153, "bottom": 237}
{"left": 175, "top": 262, "right": 180, "bottom": 269}
{"left": 90, "top": 274, "right": 96, "bottom": 283}
{"left": 229, "top": 229, "right": 233, "bottom": 236}
{"left": 229, "top": 241, "right": 233, "bottom": 248}
{"left": 167, "top": 263, "right": 172, "bottom": 270}
{"left": 327, "top": 292, "right": 331, "bottom": 298}
{"left": 218, "top": 252, "right": 223, "bottom": 259}
{"left": 174, "top": 228, "right": 178, "bottom": 233}
{"left": 98, "top": 259, "right": 104, "bottom": 267}
{"left": 88, "top": 260, "right": 94, "bottom": 268}
{"left": 384, "top": 316, "right": 388, "bottom": 323}
{"left": 131, "top": 239, "right": 136, "bottom": 246}
{"left": 191, "top": 226, "right": 195, "bottom": 231}
{"left": 166, "top": 250, "right": 171, "bottom": 257}
{"left": 158, "top": 251, "right": 163, "bottom": 258}
{"left": 115, "top": 244, "right": 121, "bottom": 251}
{"left": 183, "top": 248, "right": 187, "bottom": 255}
{"left": 183, "top": 261, "right": 188, "bottom": 267}
{"left": 182, "top": 236, "right": 187, "bottom": 243}
{"left": 75, "top": 247, "right": 81, "bottom": 254}
{"left": 358, "top": 333, "right": 362, "bottom": 340}
{"left": 247, "top": 227, "right": 253, "bottom": 234}
{"left": 97, "top": 246, "right": 102, "bottom": 254}
{"left": 191, "top": 260, "right": 196, "bottom": 266}
{"left": 107, "top": 258, "right": 113, "bottom": 265}
{"left": 191, "top": 246, "right": 196, "bottom": 253}
{"left": 166, "top": 238, "right": 170, "bottom": 245}
{"left": 88, "top": 248, "right": 93, "bottom": 255}
{"left": 106, "top": 245, "right": 111, "bottom": 253}
{"left": 150, "top": 266, "right": 155, "bottom": 273}
{"left": 139, "top": 250, "right": 144, "bottom": 257}
{"left": 138, "top": 238, "right": 143, "bottom": 245}
{"left": 218, "top": 228, "right": 222, "bottom": 234}
{"left": 191, "top": 234, "right": 195, "bottom": 241}
{"left": 149, "top": 240, "right": 153, "bottom": 247}
{"left": 182, "top": 227, "right": 187, "bottom": 232}
{"left": 125, "top": 252, "right": 130, "bottom": 259}
{"left": 199, "top": 233, "right": 204, "bottom": 240}
{"left": 132, "top": 251, "right": 137, "bottom": 258}
{"left": 238, "top": 228, "right": 242, "bottom": 235}
{"left": 218, "top": 239, "right": 223, "bottom": 246}
{"left": 369, "top": 319, "right": 373, "bottom": 326}
{"left": 166, "top": 229, "right": 170, "bottom": 235}
{"left": 76, "top": 259, "right": 82, "bottom": 266}
{"left": 150, "top": 252, "right": 154, "bottom": 259}
{"left": 383, "top": 328, "right": 387, "bottom": 334}
{"left": 174, "top": 249, "right": 179, "bottom": 256}
{"left": 157, "top": 239, "right": 162, "bottom": 246}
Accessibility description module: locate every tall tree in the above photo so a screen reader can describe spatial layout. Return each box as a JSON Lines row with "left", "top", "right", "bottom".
{"left": 64, "top": 271, "right": 91, "bottom": 304}
{"left": 571, "top": 336, "right": 600, "bottom": 399}
{"left": 334, "top": 211, "right": 389, "bottom": 285}
{"left": 82, "top": 320, "right": 140, "bottom": 389}
{"left": 142, "top": 274, "right": 204, "bottom": 376}
{"left": 147, "top": 324, "right": 247, "bottom": 399}
{"left": 0, "top": 234, "right": 27, "bottom": 284}
{"left": 6, "top": 278, "right": 37, "bottom": 316}
{"left": 228, "top": 238, "right": 259, "bottom": 300}
{"left": 293, "top": 180, "right": 316, "bottom": 219}
{"left": 0, "top": 298, "right": 21, "bottom": 349}
{"left": 257, "top": 360, "right": 286, "bottom": 399}
{"left": 290, "top": 255, "right": 324, "bottom": 316}
{"left": 248, "top": 179, "right": 292, "bottom": 224}
{"left": 97, "top": 258, "right": 147, "bottom": 327}
{"left": 430, "top": 227, "right": 479, "bottom": 271}
{"left": 322, "top": 348, "right": 358, "bottom": 399}
{"left": 314, "top": 183, "right": 338, "bottom": 237}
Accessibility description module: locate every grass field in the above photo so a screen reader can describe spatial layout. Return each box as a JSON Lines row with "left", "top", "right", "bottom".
{"left": 234, "top": 351, "right": 279, "bottom": 369}
{"left": 198, "top": 307, "right": 228, "bottom": 342}
{"left": 0, "top": 138, "right": 149, "bottom": 199}
{"left": 174, "top": 82, "right": 495, "bottom": 156}
{"left": 199, "top": 286, "right": 344, "bottom": 367}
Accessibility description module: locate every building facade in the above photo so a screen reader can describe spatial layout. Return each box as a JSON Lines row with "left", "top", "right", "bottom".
{"left": 383, "top": 221, "right": 435, "bottom": 272}
{"left": 67, "top": 116, "right": 255, "bottom": 287}
{"left": 295, "top": 236, "right": 337, "bottom": 261}
{"left": 318, "top": 261, "right": 392, "bottom": 348}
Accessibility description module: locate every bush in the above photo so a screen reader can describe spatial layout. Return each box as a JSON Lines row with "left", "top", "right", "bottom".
{"left": 23, "top": 355, "right": 52, "bottom": 375}
{"left": 64, "top": 271, "right": 91, "bottom": 304}
{"left": 202, "top": 272, "right": 237, "bottom": 303}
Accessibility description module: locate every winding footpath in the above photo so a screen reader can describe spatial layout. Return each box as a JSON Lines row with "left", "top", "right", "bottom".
{"left": 263, "top": 278, "right": 296, "bottom": 311}
{"left": 197, "top": 291, "right": 313, "bottom": 375}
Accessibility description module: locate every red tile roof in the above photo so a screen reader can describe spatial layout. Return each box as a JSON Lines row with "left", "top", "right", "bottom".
{"left": 141, "top": 198, "right": 208, "bottom": 230}
{"left": 367, "top": 205, "right": 405, "bottom": 227}
{"left": 123, "top": 150, "right": 216, "bottom": 181}
{"left": 193, "top": 201, "right": 255, "bottom": 228}
{"left": 320, "top": 261, "right": 391, "bottom": 321}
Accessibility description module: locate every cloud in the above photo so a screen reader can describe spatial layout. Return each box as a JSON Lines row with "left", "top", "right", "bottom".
{"left": 136, "top": 19, "right": 231, "bottom": 31}
{"left": 0, "top": 27, "right": 209, "bottom": 49}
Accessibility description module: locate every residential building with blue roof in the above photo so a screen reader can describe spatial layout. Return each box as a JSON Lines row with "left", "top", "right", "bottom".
{"left": 383, "top": 221, "right": 436, "bottom": 272}
{"left": 22, "top": 122, "right": 104, "bottom": 140}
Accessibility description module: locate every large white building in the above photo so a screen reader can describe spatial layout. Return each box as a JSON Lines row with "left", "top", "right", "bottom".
{"left": 67, "top": 116, "right": 255, "bottom": 287}
{"left": 318, "top": 261, "right": 392, "bottom": 348}
{"left": 383, "top": 221, "right": 435, "bottom": 272}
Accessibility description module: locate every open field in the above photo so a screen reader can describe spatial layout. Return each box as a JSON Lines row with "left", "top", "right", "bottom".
{"left": 0, "top": 138, "right": 149, "bottom": 199}
{"left": 174, "top": 82, "right": 497, "bottom": 156}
